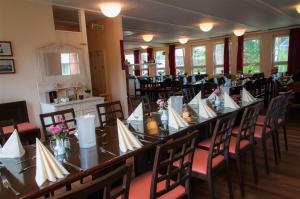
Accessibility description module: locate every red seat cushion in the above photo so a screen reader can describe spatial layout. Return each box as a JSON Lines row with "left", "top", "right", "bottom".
{"left": 2, "top": 122, "right": 38, "bottom": 135}
{"left": 174, "top": 149, "right": 224, "bottom": 175}
{"left": 232, "top": 126, "right": 239, "bottom": 135}
{"left": 198, "top": 138, "right": 212, "bottom": 149}
{"left": 256, "top": 115, "right": 283, "bottom": 126}
{"left": 229, "top": 137, "right": 250, "bottom": 154}
{"left": 128, "top": 171, "right": 186, "bottom": 199}
{"left": 254, "top": 125, "right": 271, "bottom": 139}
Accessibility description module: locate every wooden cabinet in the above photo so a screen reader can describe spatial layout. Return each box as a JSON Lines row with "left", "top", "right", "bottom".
{"left": 40, "top": 97, "right": 104, "bottom": 127}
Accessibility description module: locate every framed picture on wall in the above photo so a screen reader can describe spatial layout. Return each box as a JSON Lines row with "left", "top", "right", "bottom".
{"left": 0, "top": 41, "right": 13, "bottom": 56}
{"left": 0, "top": 59, "right": 15, "bottom": 74}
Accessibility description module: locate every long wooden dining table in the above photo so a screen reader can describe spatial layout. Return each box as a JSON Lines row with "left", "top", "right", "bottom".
{"left": 0, "top": 99, "right": 262, "bottom": 199}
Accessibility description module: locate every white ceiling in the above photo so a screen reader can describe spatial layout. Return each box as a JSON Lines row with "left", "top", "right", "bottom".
{"left": 34, "top": 0, "right": 300, "bottom": 48}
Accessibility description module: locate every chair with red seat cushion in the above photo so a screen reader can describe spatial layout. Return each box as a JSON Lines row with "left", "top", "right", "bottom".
{"left": 229, "top": 102, "right": 261, "bottom": 197}
{"left": 192, "top": 112, "right": 237, "bottom": 199}
{"left": 128, "top": 131, "right": 198, "bottom": 199}
{"left": 254, "top": 96, "right": 282, "bottom": 174}
{"left": 0, "top": 119, "right": 17, "bottom": 145}
{"left": 51, "top": 164, "right": 132, "bottom": 199}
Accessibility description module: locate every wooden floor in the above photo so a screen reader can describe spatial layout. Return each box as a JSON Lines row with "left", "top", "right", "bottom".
{"left": 191, "top": 115, "right": 300, "bottom": 199}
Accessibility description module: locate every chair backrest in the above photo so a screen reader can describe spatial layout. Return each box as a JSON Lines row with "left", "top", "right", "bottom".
{"left": 150, "top": 131, "right": 198, "bottom": 199}
{"left": 39, "top": 109, "right": 76, "bottom": 140}
{"left": 0, "top": 119, "right": 17, "bottom": 145}
{"left": 52, "top": 164, "right": 132, "bottom": 199}
{"left": 209, "top": 112, "right": 237, "bottom": 163}
{"left": 183, "top": 88, "right": 195, "bottom": 104}
{"left": 234, "top": 103, "right": 261, "bottom": 150}
{"left": 263, "top": 95, "right": 283, "bottom": 131}
{"left": 128, "top": 95, "right": 151, "bottom": 115}
{"left": 97, "top": 101, "right": 124, "bottom": 128}
{"left": 201, "top": 82, "right": 215, "bottom": 98}
{"left": 0, "top": 101, "right": 29, "bottom": 123}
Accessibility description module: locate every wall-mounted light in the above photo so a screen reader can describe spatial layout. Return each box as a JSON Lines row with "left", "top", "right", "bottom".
{"left": 142, "top": 34, "right": 154, "bottom": 42}
{"left": 199, "top": 23, "right": 214, "bottom": 32}
{"left": 233, "top": 29, "right": 246, "bottom": 36}
{"left": 178, "top": 37, "right": 189, "bottom": 44}
{"left": 100, "top": 2, "right": 121, "bottom": 18}
{"left": 141, "top": 45, "right": 148, "bottom": 49}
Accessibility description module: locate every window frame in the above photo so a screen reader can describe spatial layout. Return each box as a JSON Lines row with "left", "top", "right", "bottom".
{"left": 140, "top": 51, "right": 148, "bottom": 76}
{"left": 272, "top": 35, "right": 289, "bottom": 73}
{"left": 213, "top": 42, "right": 225, "bottom": 75}
{"left": 175, "top": 47, "right": 185, "bottom": 75}
{"left": 243, "top": 38, "right": 262, "bottom": 74}
{"left": 155, "top": 50, "right": 166, "bottom": 76}
{"left": 191, "top": 45, "right": 207, "bottom": 75}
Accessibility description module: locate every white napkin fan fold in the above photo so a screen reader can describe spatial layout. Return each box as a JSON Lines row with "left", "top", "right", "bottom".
{"left": 0, "top": 129, "right": 25, "bottom": 158}
{"left": 223, "top": 92, "right": 240, "bottom": 109}
{"left": 127, "top": 103, "right": 143, "bottom": 121}
{"left": 168, "top": 107, "right": 189, "bottom": 129}
{"left": 35, "top": 139, "right": 69, "bottom": 186}
{"left": 198, "top": 100, "right": 217, "bottom": 118}
{"left": 189, "top": 91, "right": 202, "bottom": 105}
{"left": 117, "top": 119, "right": 143, "bottom": 152}
{"left": 242, "top": 88, "right": 256, "bottom": 103}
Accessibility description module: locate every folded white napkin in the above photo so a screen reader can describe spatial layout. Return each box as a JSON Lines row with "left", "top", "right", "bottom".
{"left": 242, "top": 88, "right": 256, "bottom": 103}
{"left": 208, "top": 92, "right": 217, "bottom": 100}
{"left": 127, "top": 103, "right": 143, "bottom": 121}
{"left": 35, "top": 139, "right": 69, "bottom": 186}
{"left": 198, "top": 99, "right": 217, "bottom": 118}
{"left": 0, "top": 129, "right": 25, "bottom": 158}
{"left": 224, "top": 92, "right": 240, "bottom": 109}
{"left": 168, "top": 107, "right": 189, "bottom": 129}
{"left": 168, "top": 96, "right": 183, "bottom": 116}
{"left": 117, "top": 119, "right": 143, "bottom": 152}
{"left": 189, "top": 91, "right": 202, "bottom": 105}
{"left": 183, "top": 77, "right": 188, "bottom": 85}
{"left": 192, "top": 75, "right": 196, "bottom": 83}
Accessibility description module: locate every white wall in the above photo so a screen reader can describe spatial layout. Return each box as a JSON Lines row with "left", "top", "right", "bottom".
{"left": 0, "top": 0, "right": 91, "bottom": 126}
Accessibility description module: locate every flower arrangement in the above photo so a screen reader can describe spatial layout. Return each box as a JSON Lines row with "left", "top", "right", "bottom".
{"left": 48, "top": 118, "right": 68, "bottom": 140}
{"left": 156, "top": 98, "right": 168, "bottom": 112}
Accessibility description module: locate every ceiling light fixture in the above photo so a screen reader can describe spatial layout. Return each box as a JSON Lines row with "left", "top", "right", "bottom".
{"left": 199, "top": 23, "right": 214, "bottom": 32}
{"left": 141, "top": 45, "right": 148, "bottom": 49}
{"left": 297, "top": 5, "right": 300, "bottom": 14}
{"left": 142, "top": 34, "right": 154, "bottom": 42}
{"left": 100, "top": 2, "right": 121, "bottom": 18}
{"left": 178, "top": 37, "right": 189, "bottom": 44}
{"left": 233, "top": 29, "right": 246, "bottom": 36}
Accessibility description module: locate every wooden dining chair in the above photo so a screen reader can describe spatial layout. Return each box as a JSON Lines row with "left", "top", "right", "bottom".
{"left": 229, "top": 103, "right": 261, "bottom": 197}
{"left": 193, "top": 112, "right": 237, "bottom": 199}
{"left": 96, "top": 101, "right": 124, "bottom": 128}
{"left": 201, "top": 82, "right": 215, "bottom": 98}
{"left": 127, "top": 131, "right": 198, "bottom": 199}
{"left": 39, "top": 108, "right": 76, "bottom": 141}
{"left": 51, "top": 164, "right": 132, "bottom": 199}
{"left": 183, "top": 87, "right": 196, "bottom": 104}
{"left": 253, "top": 96, "right": 282, "bottom": 174}
{"left": 0, "top": 119, "right": 17, "bottom": 145}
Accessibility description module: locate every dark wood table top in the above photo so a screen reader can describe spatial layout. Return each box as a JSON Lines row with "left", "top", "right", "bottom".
{"left": 0, "top": 128, "right": 159, "bottom": 199}
{"left": 0, "top": 99, "right": 262, "bottom": 199}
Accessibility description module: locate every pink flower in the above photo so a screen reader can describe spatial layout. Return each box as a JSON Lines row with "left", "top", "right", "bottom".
{"left": 49, "top": 125, "right": 62, "bottom": 135}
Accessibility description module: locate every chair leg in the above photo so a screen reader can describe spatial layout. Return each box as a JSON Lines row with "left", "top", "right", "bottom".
{"left": 262, "top": 139, "right": 270, "bottom": 174}
{"left": 235, "top": 155, "right": 245, "bottom": 197}
{"left": 275, "top": 129, "right": 281, "bottom": 160}
{"left": 250, "top": 146, "right": 258, "bottom": 184}
{"left": 271, "top": 132, "right": 279, "bottom": 165}
{"left": 283, "top": 124, "right": 288, "bottom": 151}
{"left": 185, "top": 179, "right": 192, "bottom": 199}
{"left": 208, "top": 174, "right": 215, "bottom": 199}
{"left": 225, "top": 161, "right": 234, "bottom": 199}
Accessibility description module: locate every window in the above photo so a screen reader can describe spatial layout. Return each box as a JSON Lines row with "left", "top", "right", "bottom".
{"left": 155, "top": 51, "right": 165, "bottom": 75}
{"left": 273, "top": 36, "right": 289, "bottom": 73}
{"left": 214, "top": 43, "right": 224, "bottom": 75}
{"left": 243, "top": 39, "right": 261, "bottom": 74}
{"left": 140, "top": 52, "right": 148, "bottom": 76}
{"left": 192, "top": 46, "right": 206, "bottom": 74}
{"left": 175, "top": 48, "right": 185, "bottom": 75}
{"left": 125, "top": 53, "right": 134, "bottom": 75}
{"left": 61, "top": 53, "right": 80, "bottom": 76}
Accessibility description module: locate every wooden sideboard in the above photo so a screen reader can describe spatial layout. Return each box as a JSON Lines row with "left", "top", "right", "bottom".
{"left": 40, "top": 97, "right": 104, "bottom": 127}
